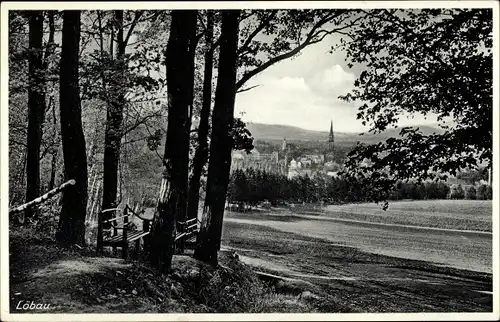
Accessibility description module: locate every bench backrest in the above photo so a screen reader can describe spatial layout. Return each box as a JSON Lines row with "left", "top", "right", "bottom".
{"left": 97, "top": 207, "right": 129, "bottom": 247}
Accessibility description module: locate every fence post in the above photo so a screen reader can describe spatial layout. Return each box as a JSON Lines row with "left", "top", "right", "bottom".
{"left": 122, "top": 207, "right": 128, "bottom": 259}
{"left": 96, "top": 210, "right": 103, "bottom": 255}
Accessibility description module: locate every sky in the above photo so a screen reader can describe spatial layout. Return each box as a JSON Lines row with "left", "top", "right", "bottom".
{"left": 234, "top": 33, "right": 440, "bottom": 133}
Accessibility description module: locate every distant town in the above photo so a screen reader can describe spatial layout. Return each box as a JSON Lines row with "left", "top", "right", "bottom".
{"left": 231, "top": 121, "right": 343, "bottom": 179}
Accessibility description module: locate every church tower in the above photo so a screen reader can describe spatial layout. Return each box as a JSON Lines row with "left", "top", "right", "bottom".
{"left": 328, "top": 120, "right": 334, "bottom": 153}
{"left": 282, "top": 137, "right": 289, "bottom": 176}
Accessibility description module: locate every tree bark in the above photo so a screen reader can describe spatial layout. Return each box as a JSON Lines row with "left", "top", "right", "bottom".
{"left": 48, "top": 88, "right": 59, "bottom": 190}
{"left": 147, "top": 9, "right": 197, "bottom": 274}
{"left": 194, "top": 10, "right": 240, "bottom": 265}
{"left": 25, "top": 11, "right": 45, "bottom": 219}
{"left": 56, "top": 10, "right": 88, "bottom": 246}
{"left": 41, "top": 11, "right": 56, "bottom": 126}
{"left": 101, "top": 10, "right": 126, "bottom": 222}
{"left": 187, "top": 10, "right": 214, "bottom": 222}
{"left": 48, "top": 149, "right": 58, "bottom": 191}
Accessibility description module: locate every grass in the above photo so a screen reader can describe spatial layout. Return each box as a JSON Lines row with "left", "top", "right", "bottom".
{"left": 221, "top": 220, "right": 493, "bottom": 312}
{"left": 9, "top": 226, "right": 318, "bottom": 313}
{"left": 299, "top": 200, "right": 493, "bottom": 232}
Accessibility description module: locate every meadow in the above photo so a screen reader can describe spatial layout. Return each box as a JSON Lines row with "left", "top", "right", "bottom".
{"left": 315, "top": 200, "right": 493, "bottom": 232}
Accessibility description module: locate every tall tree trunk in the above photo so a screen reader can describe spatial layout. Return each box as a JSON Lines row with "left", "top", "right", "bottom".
{"left": 194, "top": 10, "right": 240, "bottom": 265}
{"left": 101, "top": 10, "right": 126, "bottom": 222}
{"left": 56, "top": 10, "right": 88, "bottom": 246}
{"left": 25, "top": 11, "right": 45, "bottom": 219}
{"left": 41, "top": 11, "right": 56, "bottom": 126}
{"left": 45, "top": 12, "right": 58, "bottom": 192}
{"left": 147, "top": 9, "right": 197, "bottom": 274}
{"left": 187, "top": 10, "right": 214, "bottom": 221}
{"left": 48, "top": 91, "right": 58, "bottom": 191}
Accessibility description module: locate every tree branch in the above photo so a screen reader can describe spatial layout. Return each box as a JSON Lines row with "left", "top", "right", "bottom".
{"left": 236, "top": 12, "right": 360, "bottom": 89}
{"left": 122, "top": 112, "right": 162, "bottom": 136}
{"left": 235, "top": 38, "right": 310, "bottom": 89}
{"left": 238, "top": 11, "right": 277, "bottom": 56}
{"left": 236, "top": 84, "right": 260, "bottom": 93}
{"left": 124, "top": 10, "right": 144, "bottom": 46}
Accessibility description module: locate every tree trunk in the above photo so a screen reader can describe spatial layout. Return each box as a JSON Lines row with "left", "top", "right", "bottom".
{"left": 48, "top": 148, "right": 58, "bottom": 191}
{"left": 41, "top": 11, "right": 56, "bottom": 126}
{"left": 194, "top": 10, "right": 240, "bottom": 265}
{"left": 101, "top": 10, "right": 126, "bottom": 222}
{"left": 147, "top": 9, "right": 197, "bottom": 274}
{"left": 187, "top": 10, "right": 214, "bottom": 222}
{"left": 47, "top": 88, "right": 58, "bottom": 191}
{"left": 45, "top": 12, "right": 58, "bottom": 192}
{"left": 25, "top": 11, "right": 45, "bottom": 219}
{"left": 56, "top": 10, "right": 88, "bottom": 246}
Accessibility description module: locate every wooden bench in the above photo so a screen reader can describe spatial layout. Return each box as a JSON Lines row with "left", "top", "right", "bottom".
{"left": 175, "top": 217, "right": 199, "bottom": 250}
{"left": 96, "top": 205, "right": 151, "bottom": 259}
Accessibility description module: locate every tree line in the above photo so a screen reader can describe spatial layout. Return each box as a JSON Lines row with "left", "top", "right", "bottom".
{"left": 227, "top": 168, "right": 493, "bottom": 208}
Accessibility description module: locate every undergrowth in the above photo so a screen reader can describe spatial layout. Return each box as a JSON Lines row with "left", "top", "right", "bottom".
{"left": 9, "top": 225, "right": 318, "bottom": 313}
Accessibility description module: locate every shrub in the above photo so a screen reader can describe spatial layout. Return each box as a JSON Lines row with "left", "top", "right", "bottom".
{"left": 477, "top": 184, "right": 493, "bottom": 200}
{"left": 464, "top": 186, "right": 477, "bottom": 200}
{"left": 437, "top": 182, "right": 451, "bottom": 199}
{"left": 425, "top": 182, "right": 439, "bottom": 199}
{"left": 197, "top": 255, "right": 268, "bottom": 313}
{"left": 449, "top": 184, "right": 465, "bottom": 199}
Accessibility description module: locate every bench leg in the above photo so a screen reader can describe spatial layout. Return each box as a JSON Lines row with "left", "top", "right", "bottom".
{"left": 122, "top": 243, "right": 128, "bottom": 260}
{"left": 135, "top": 239, "right": 140, "bottom": 259}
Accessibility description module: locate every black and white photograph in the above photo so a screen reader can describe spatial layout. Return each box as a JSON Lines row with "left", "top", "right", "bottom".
{"left": 1, "top": 1, "right": 498, "bottom": 320}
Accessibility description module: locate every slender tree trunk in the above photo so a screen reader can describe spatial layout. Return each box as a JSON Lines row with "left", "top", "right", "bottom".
{"left": 56, "top": 10, "right": 88, "bottom": 246}
{"left": 25, "top": 11, "right": 45, "bottom": 219}
{"left": 194, "top": 10, "right": 240, "bottom": 265}
{"left": 41, "top": 11, "right": 56, "bottom": 126}
{"left": 187, "top": 10, "right": 214, "bottom": 222}
{"left": 45, "top": 13, "right": 58, "bottom": 192}
{"left": 47, "top": 89, "right": 59, "bottom": 191}
{"left": 147, "top": 9, "right": 197, "bottom": 273}
{"left": 101, "top": 10, "right": 126, "bottom": 221}
{"left": 48, "top": 149, "right": 58, "bottom": 191}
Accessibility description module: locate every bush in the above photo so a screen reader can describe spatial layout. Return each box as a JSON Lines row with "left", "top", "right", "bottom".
{"left": 477, "top": 184, "right": 492, "bottom": 200}
{"left": 197, "top": 255, "right": 268, "bottom": 313}
{"left": 449, "top": 184, "right": 465, "bottom": 199}
{"left": 425, "top": 182, "right": 450, "bottom": 199}
{"left": 464, "top": 186, "right": 477, "bottom": 200}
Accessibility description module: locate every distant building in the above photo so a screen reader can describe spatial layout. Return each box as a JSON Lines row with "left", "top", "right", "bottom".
{"left": 231, "top": 148, "right": 282, "bottom": 174}
{"left": 328, "top": 120, "right": 334, "bottom": 152}
{"left": 231, "top": 120, "right": 339, "bottom": 178}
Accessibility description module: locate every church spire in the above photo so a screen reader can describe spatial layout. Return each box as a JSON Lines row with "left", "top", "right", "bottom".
{"left": 329, "top": 121, "right": 334, "bottom": 142}
{"left": 328, "top": 120, "right": 334, "bottom": 153}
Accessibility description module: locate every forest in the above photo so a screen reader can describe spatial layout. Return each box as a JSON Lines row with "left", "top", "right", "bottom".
{"left": 9, "top": 9, "right": 367, "bottom": 272}
{"left": 8, "top": 7, "right": 492, "bottom": 275}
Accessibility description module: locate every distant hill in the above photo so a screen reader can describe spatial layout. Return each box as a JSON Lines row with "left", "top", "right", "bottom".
{"left": 246, "top": 122, "right": 444, "bottom": 145}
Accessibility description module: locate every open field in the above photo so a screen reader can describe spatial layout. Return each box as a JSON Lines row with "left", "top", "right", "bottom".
{"left": 221, "top": 200, "right": 493, "bottom": 311}
{"left": 221, "top": 218, "right": 493, "bottom": 312}
{"left": 300, "top": 200, "right": 492, "bottom": 232}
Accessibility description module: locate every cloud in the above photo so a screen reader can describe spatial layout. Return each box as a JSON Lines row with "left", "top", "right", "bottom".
{"left": 235, "top": 74, "right": 364, "bottom": 132}
{"left": 308, "top": 64, "right": 357, "bottom": 100}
